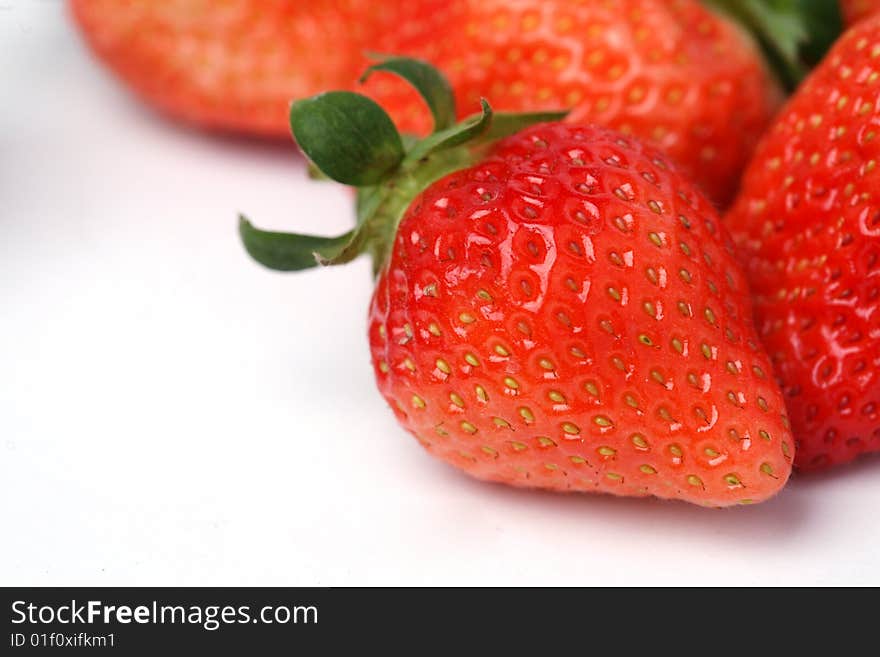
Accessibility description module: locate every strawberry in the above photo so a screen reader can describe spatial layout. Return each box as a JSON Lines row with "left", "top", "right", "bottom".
{"left": 361, "top": 0, "right": 783, "bottom": 206}
{"left": 841, "top": 0, "right": 879, "bottom": 25}
{"left": 71, "top": 0, "right": 781, "bottom": 206}
{"left": 725, "top": 17, "right": 880, "bottom": 471}
{"left": 241, "top": 57, "right": 793, "bottom": 506}
{"left": 69, "top": 0, "right": 447, "bottom": 136}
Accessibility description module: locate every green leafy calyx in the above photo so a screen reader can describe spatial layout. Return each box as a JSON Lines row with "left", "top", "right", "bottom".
{"left": 240, "top": 56, "right": 568, "bottom": 275}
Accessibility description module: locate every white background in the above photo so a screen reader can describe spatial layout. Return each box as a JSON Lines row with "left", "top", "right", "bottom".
{"left": 2, "top": 1, "right": 879, "bottom": 586}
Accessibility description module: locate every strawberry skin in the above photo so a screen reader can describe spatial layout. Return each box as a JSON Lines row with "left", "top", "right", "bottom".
{"left": 725, "top": 18, "right": 880, "bottom": 471}
{"left": 368, "top": 123, "right": 793, "bottom": 506}
{"left": 366, "top": 0, "right": 782, "bottom": 206}
{"left": 69, "top": 0, "right": 444, "bottom": 136}
{"left": 841, "top": 0, "right": 879, "bottom": 25}
{"left": 72, "top": 0, "right": 780, "bottom": 206}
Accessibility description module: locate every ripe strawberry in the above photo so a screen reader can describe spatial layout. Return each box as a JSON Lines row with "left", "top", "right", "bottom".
{"left": 71, "top": 0, "right": 781, "bottom": 206}
{"left": 725, "top": 18, "right": 880, "bottom": 471}
{"left": 841, "top": 0, "right": 879, "bottom": 25}
{"left": 69, "top": 0, "right": 447, "bottom": 136}
{"left": 364, "top": 0, "right": 783, "bottom": 206}
{"left": 241, "top": 57, "right": 793, "bottom": 506}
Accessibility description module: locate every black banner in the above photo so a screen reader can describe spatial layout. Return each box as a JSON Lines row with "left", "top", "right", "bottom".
{"left": 0, "top": 586, "right": 840, "bottom": 652}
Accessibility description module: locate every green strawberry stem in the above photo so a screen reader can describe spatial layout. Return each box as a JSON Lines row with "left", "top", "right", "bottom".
{"left": 704, "top": 0, "right": 843, "bottom": 90}
{"left": 240, "top": 56, "right": 567, "bottom": 275}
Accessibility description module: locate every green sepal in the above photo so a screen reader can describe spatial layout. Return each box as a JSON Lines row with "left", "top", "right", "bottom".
{"left": 360, "top": 55, "right": 456, "bottom": 132}
{"left": 239, "top": 215, "right": 354, "bottom": 271}
{"left": 355, "top": 185, "right": 383, "bottom": 227}
{"left": 406, "top": 99, "right": 492, "bottom": 161}
{"left": 290, "top": 91, "right": 404, "bottom": 186}
{"left": 306, "top": 161, "right": 331, "bottom": 181}
{"left": 243, "top": 56, "right": 575, "bottom": 276}
{"left": 481, "top": 109, "right": 570, "bottom": 142}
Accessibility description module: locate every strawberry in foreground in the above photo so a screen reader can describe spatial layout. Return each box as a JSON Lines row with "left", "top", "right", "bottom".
{"left": 725, "top": 17, "right": 880, "bottom": 471}
{"left": 241, "top": 58, "right": 793, "bottom": 507}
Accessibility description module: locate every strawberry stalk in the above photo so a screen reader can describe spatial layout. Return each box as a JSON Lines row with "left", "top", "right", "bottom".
{"left": 240, "top": 56, "right": 567, "bottom": 275}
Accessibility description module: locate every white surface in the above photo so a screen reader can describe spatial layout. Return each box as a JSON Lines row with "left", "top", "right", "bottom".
{"left": 2, "top": 1, "right": 880, "bottom": 587}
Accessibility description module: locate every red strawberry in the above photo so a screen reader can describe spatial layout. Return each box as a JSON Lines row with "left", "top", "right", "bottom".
{"left": 364, "top": 0, "right": 783, "bottom": 206}
{"left": 69, "top": 0, "right": 447, "bottom": 136}
{"left": 71, "top": 0, "right": 781, "bottom": 206}
{"left": 725, "top": 18, "right": 880, "bottom": 471}
{"left": 241, "top": 58, "right": 793, "bottom": 506}
{"left": 841, "top": 0, "right": 879, "bottom": 25}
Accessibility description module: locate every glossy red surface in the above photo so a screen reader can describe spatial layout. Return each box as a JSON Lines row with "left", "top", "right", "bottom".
{"left": 369, "top": 123, "right": 792, "bottom": 506}
{"left": 726, "top": 19, "right": 880, "bottom": 470}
